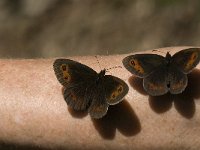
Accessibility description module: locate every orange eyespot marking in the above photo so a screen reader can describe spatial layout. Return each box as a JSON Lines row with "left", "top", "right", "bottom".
{"left": 129, "top": 59, "right": 144, "bottom": 74}
{"left": 110, "top": 85, "right": 123, "bottom": 100}
{"left": 60, "top": 64, "right": 71, "bottom": 82}
{"left": 111, "top": 93, "right": 116, "bottom": 99}
{"left": 185, "top": 52, "right": 198, "bottom": 70}
{"left": 60, "top": 64, "right": 68, "bottom": 71}
{"left": 63, "top": 72, "right": 71, "bottom": 82}
{"left": 192, "top": 53, "right": 197, "bottom": 60}
{"left": 117, "top": 85, "right": 123, "bottom": 93}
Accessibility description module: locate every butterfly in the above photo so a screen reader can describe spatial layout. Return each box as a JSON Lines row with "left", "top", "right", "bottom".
{"left": 53, "top": 59, "right": 129, "bottom": 119}
{"left": 122, "top": 48, "right": 200, "bottom": 96}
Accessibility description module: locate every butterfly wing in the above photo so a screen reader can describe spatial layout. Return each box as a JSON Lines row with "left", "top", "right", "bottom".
{"left": 53, "top": 59, "right": 97, "bottom": 86}
{"left": 88, "top": 97, "right": 109, "bottom": 119}
{"left": 168, "top": 65, "right": 188, "bottom": 94}
{"left": 53, "top": 59, "right": 97, "bottom": 110}
{"left": 104, "top": 75, "right": 129, "bottom": 105}
{"left": 88, "top": 87, "right": 109, "bottom": 119}
{"left": 172, "top": 48, "right": 200, "bottom": 73}
{"left": 143, "top": 66, "right": 168, "bottom": 96}
{"left": 123, "top": 54, "right": 166, "bottom": 77}
{"left": 144, "top": 65, "right": 188, "bottom": 96}
{"left": 88, "top": 75, "right": 129, "bottom": 119}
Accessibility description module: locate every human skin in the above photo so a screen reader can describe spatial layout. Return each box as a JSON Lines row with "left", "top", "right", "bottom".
{"left": 0, "top": 46, "right": 200, "bottom": 150}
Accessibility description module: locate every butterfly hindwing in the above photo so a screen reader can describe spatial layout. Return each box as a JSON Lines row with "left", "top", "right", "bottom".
{"left": 168, "top": 65, "right": 188, "bottom": 94}
{"left": 104, "top": 75, "right": 129, "bottom": 105}
{"left": 88, "top": 87, "right": 109, "bottom": 119}
{"left": 123, "top": 54, "right": 165, "bottom": 77}
{"left": 88, "top": 100, "right": 108, "bottom": 119}
{"left": 143, "top": 65, "right": 188, "bottom": 96}
{"left": 172, "top": 48, "right": 200, "bottom": 73}
{"left": 63, "top": 86, "right": 92, "bottom": 111}
{"left": 143, "top": 66, "right": 168, "bottom": 96}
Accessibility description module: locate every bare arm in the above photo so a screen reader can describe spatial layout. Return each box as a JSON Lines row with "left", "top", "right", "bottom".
{"left": 0, "top": 46, "right": 200, "bottom": 150}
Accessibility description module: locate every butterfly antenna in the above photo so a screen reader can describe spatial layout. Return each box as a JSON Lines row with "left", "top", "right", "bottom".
{"left": 152, "top": 49, "right": 167, "bottom": 55}
{"left": 105, "top": 66, "right": 122, "bottom": 75}
{"left": 106, "top": 66, "right": 122, "bottom": 71}
{"left": 95, "top": 55, "right": 102, "bottom": 71}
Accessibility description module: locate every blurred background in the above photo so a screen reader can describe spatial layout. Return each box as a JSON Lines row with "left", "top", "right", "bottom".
{"left": 0, "top": 0, "right": 200, "bottom": 58}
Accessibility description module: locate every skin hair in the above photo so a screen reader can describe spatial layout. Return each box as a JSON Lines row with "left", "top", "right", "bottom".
{"left": 0, "top": 46, "right": 200, "bottom": 150}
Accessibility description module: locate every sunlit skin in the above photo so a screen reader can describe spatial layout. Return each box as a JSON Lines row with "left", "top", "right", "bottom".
{"left": 0, "top": 46, "right": 200, "bottom": 149}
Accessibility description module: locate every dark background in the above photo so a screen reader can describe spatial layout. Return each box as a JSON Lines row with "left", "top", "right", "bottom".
{"left": 0, "top": 0, "right": 200, "bottom": 58}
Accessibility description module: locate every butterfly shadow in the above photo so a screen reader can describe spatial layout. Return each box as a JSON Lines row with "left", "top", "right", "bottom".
{"left": 129, "top": 69, "right": 200, "bottom": 119}
{"left": 67, "top": 99, "right": 141, "bottom": 140}
{"left": 91, "top": 100, "right": 141, "bottom": 140}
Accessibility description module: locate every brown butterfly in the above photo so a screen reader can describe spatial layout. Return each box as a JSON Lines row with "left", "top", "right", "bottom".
{"left": 123, "top": 48, "right": 200, "bottom": 96}
{"left": 53, "top": 59, "right": 129, "bottom": 119}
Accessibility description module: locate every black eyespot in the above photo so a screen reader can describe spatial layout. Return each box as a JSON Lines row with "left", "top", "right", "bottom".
{"left": 62, "top": 65, "right": 67, "bottom": 71}
{"left": 131, "top": 60, "right": 135, "bottom": 66}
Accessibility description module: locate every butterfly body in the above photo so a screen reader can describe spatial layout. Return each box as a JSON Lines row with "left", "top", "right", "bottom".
{"left": 123, "top": 48, "right": 200, "bottom": 96}
{"left": 53, "top": 59, "right": 128, "bottom": 119}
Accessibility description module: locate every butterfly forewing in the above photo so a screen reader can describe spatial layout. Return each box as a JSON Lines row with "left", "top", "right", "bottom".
{"left": 123, "top": 54, "right": 166, "bottom": 77}
{"left": 172, "top": 48, "right": 200, "bottom": 73}
{"left": 54, "top": 59, "right": 97, "bottom": 110}
{"left": 53, "top": 59, "right": 97, "bottom": 87}
{"left": 88, "top": 86, "right": 109, "bottom": 119}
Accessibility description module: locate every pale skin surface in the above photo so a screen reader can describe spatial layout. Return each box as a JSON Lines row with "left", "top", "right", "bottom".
{"left": 0, "top": 46, "right": 200, "bottom": 149}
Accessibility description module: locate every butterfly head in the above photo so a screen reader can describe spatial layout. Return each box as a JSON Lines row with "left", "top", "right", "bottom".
{"left": 166, "top": 52, "right": 172, "bottom": 64}
{"left": 99, "top": 69, "right": 106, "bottom": 75}
{"left": 96, "top": 69, "right": 106, "bottom": 82}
